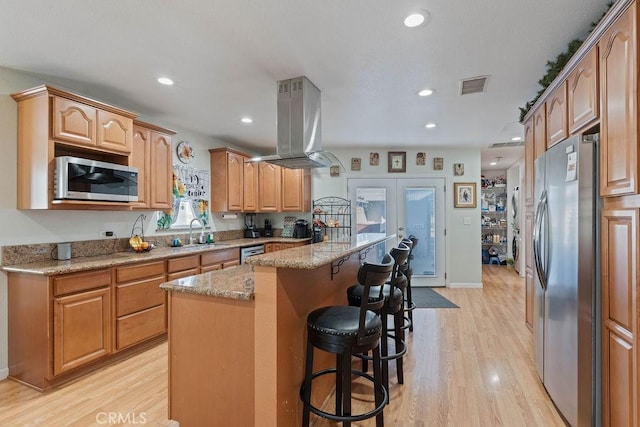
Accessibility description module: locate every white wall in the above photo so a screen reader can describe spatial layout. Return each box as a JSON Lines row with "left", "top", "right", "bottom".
{"left": 311, "top": 147, "right": 483, "bottom": 288}
{"left": 0, "top": 67, "right": 245, "bottom": 378}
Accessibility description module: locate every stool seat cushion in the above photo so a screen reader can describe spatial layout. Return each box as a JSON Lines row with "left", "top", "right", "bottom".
{"left": 307, "top": 306, "right": 382, "bottom": 339}
{"left": 347, "top": 284, "right": 403, "bottom": 309}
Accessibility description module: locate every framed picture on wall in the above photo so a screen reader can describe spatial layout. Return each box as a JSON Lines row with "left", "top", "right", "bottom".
{"left": 454, "top": 182, "right": 477, "bottom": 208}
{"left": 387, "top": 151, "right": 406, "bottom": 173}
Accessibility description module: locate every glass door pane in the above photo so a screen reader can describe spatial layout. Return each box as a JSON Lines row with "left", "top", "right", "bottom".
{"left": 404, "top": 187, "right": 436, "bottom": 276}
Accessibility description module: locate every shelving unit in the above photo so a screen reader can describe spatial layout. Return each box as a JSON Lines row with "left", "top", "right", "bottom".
{"left": 480, "top": 184, "right": 508, "bottom": 263}
{"left": 312, "top": 197, "right": 351, "bottom": 242}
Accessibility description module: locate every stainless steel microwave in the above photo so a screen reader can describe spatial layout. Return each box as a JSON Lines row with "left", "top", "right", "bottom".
{"left": 54, "top": 156, "right": 138, "bottom": 202}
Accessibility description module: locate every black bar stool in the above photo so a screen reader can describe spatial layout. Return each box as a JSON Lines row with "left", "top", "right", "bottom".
{"left": 346, "top": 244, "right": 410, "bottom": 395}
{"left": 300, "top": 255, "right": 394, "bottom": 427}
{"left": 400, "top": 236, "right": 418, "bottom": 332}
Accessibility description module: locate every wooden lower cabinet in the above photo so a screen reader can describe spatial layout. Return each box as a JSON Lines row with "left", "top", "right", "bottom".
{"left": 53, "top": 286, "right": 111, "bottom": 375}
{"left": 601, "top": 208, "right": 638, "bottom": 427}
{"left": 200, "top": 248, "right": 240, "bottom": 271}
{"left": 115, "top": 261, "right": 166, "bottom": 351}
{"left": 166, "top": 255, "right": 200, "bottom": 281}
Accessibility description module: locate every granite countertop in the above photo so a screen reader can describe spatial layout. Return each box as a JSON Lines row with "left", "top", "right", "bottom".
{"left": 160, "top": 264, "right": 255, "bottom": 300}
{"left": 245, "top": 234, "right": 395, "bottom": 269}
{"left": 0, "top": 237, "right": 310, "bottom": 275}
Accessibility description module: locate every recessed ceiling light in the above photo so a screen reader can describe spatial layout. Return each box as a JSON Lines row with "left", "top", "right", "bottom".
{"left": 404, "top": 10, "right": 431, "bottom": 28}
{"left": 241, "top": 117, "right": 253, "bottom": 124}
{"left": 157, "top": 77, "right": 174, "bottom": 86}
{"left": 425, "top": 122, "right": 437, "bottom": 129}
{"left": 511, "top": 136, "right": 522, "bottom": 141}
{"left": 490, "top": 162, "right": 497, "bottom": 166}
{"left": 418, "top": 89, "right": 434, "bottom": 97}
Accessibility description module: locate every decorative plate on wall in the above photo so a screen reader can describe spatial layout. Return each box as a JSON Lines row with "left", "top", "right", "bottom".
{"left": 176, "top": 141, "right": 195, "bottom": 163}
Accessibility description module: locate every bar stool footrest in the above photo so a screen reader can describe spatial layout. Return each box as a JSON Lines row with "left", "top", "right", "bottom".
{"left": 300, "top": 368, "right": 389, "bottom": 423}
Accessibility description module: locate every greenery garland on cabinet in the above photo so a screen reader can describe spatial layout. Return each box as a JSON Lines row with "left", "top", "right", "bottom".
{"left": 518, "top": 2, "right": 614, "bottom": 123}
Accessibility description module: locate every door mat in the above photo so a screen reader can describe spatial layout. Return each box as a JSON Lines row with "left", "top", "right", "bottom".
{"left": 412, "top": 287, "right": 459, "bottom": 309}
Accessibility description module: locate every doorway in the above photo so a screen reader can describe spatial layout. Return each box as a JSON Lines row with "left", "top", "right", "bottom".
{"left": 348, "top": 178, "right": 446, "bottom": 287}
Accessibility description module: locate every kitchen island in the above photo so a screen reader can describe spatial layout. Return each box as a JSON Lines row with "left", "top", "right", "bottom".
{"left": 160, "top": 235, "right": 393, "bottom": 427}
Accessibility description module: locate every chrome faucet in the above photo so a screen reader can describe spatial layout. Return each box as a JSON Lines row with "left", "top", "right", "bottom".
{"left": 189, "top": 218, "right": 205, "bottom": 245}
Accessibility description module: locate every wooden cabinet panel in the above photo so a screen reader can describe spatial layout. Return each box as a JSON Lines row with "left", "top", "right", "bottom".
{"left": 523, "top": 118, "right": 534, "bottom": 207}
{"left": 605, "top": 331, "right": 634, "bottom": 427}
{"left": 150, "top": 131, "right": 173, "bottom": 209}
{"left": 200, "top": 264, "right": 223, "bottom": 273}
{"left": 533, "top": 106, "right": 546, "bottom": 160}
{"left": 524, "top": 209, "right": 534, "bottom": 328}
{"left": 546, "top": 82, "right": 568, "bottom": 148}
{"left": 116, "top": 305, "right": 166, "bottom": 350}
{"left": 243, "top": 161, "right": 258, "bottom": 211}
{"left": 167, "top": 255, "right": 200, "bottom": 273}
{"left": 222, "top": 259, "right": 240, "bottom": 269}
{"left": 53, "top": 287, "right": 111, "bottom": 375}
{"left": 97, "top": 110, "right": 132, "bottom": 154}
{"left": 210, "top": 148, "right": 245, "bottom": 212}
{"left": 131, "top": 126, "right": 151, "bottom": 208}
{"left": 53, "top": 268, "right": 111, "bottom": 296}
{"left": 568, "top": 47, "right": 599, "bottom": 134}
{"left": 599, "top": 3, "right": 638, "bottom": 197}
{"left": 52, "top": 97, "right": 96, "bottom": 146}
{"left": 116, "top": 278, "right": 165, "bottom": 317}
{"left": 601, "top": 208, "right": 638, "bottom": 427}
{"left": 167, "top": 268, "right": 200, "bottom": 281}
{"left": 258, "top": 162, "right": 281, "bottom": 212}
{"left": 200, "top": 248, "right": 239, "bottom": 266}
{"left": 115, "top": 261, "right": 164, "bottom": 283}
{"left": 281, "top": 168, "right": 310, "bottom": 212}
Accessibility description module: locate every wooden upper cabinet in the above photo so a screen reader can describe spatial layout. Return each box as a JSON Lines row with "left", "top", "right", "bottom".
{"left": 568, "top": 47, "right": 599, "bottom": 134}
{"left": 210, "top": 148, "right": 245, "bottom": 212}
{"left": 131, "top": 126, "right": 151, "bottom": 208}
{"left": 97, "top": 110, "right": 133, "bottom": 154}
{"left": 599, "top": 2, "right": 637, "bottom": 197}
{"left": 546, "top": 81, "right": 568, "bottom": 148}
{"left": 243, "top": 161, "right": 258, "bottom": 211}
{"left": 53, "top": 97, "right": 97, "bottom": 146}
{"left": 132, "top": 121, "right": 175, "bottom": 210}
{"left": 523, "top": 117, "right": 535, "bottom": 207}
{"left": 281, "top": 168, "right": 311, "bottom": 212}
{"left": 258, "top": 162, "right": 281, "bottom": 212}
{"left": 533, "top": 106, "right": 546, "bottom": 160}
{"left": 149, "top": 131, "right": 173, "bottom": 209}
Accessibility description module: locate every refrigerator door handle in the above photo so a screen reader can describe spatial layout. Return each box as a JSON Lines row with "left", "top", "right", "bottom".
{"left": 533, "top": 190, "right": 548, "bottom": 289}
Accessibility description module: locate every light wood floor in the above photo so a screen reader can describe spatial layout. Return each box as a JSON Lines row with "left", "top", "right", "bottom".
{"left": 0, "top": 266, "right": 563, "bottom": 426}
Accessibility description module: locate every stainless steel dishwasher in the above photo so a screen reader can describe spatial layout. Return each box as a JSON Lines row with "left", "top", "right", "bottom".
{"left": 240, "top": 244, "right": 265, "bottom": 264}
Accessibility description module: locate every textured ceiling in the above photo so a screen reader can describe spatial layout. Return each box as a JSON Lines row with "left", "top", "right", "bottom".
{"left": 0, "top": 0, "right": 612, "bottom": 171}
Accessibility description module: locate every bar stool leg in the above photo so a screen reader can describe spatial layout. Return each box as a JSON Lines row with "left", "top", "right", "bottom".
{"left": 341, "top": 351, "right": 352, "bottom": 426}
{"left": 380, "top": 315, "right": 389, "bottom": 393}
{"left": 406, "top": 278, "right": 414, "bottom": 332}
{"left": 372, "top": 344, "right": 385, "bottom": 427}
{"left": 394, "top": 310, "right": 405, "bottom": 384}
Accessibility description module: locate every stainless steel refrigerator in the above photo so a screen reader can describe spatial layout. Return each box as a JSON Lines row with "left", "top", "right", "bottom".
{"left": 533, "top": 133, "right": 601, "bottom": 426}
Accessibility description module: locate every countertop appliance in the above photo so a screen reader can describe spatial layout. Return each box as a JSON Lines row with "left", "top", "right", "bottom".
{"left": 533, "top": 133, "right": 600, "bottom": 426}
{"left": 293, "top": 219, "right": 310, "bottom": 238}
{"left": 244, "top": 213, "right": 259, "bottom": 238}
{"left": 264, "top": 219, "right": 273, "bottom": 237}
{"left": 240, "top": 244, "right": 265, "bottom": 264}
{"left": 54, "top": 156, "right": 138, "bottom": 202}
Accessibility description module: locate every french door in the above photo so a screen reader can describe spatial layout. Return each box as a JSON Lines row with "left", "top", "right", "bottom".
{"left": 348, "top": 178, "right": 446, "bottom": 287}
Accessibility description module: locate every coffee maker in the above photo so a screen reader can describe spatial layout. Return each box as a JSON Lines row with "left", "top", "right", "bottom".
{"left": 264, "top": 219, "right": 273, "bottom": 237}
{"left": 293, "top": 219, "right": 310, "bottom": 238}
{"left": 244, "top": 213, "right": 259, "bottom": 238}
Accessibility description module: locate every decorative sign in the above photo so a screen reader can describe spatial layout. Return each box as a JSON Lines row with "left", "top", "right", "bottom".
{"left": 351, "top": 157, "right": 361, "bottom": 171}
{"left": 370, "top": 152, "right": 380, "bottom": 166}
{"left": 433, "top": 157, "right": 444, "bottom": 170}
{"left": 416, "top": 152, "right": 426, "bottom": 165}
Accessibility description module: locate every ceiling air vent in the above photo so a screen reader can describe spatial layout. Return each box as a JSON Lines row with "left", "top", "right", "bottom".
{"left": 489, "top": 141, "right": 525, "bottom": 148}
{"left": 459, "top": 76, "right": 488, "bottom": 95}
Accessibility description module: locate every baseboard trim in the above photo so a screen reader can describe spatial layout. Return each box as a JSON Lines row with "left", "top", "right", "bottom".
{"left": 0, "top": 367, "right": 8, "bottom": 381}
{"left": 449, "top": 282, "right": 483, "bottom": 289}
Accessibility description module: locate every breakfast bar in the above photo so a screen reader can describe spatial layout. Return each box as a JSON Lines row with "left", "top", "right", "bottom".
{"left": 160, "top": 235, "right": 392, "bottom": 426}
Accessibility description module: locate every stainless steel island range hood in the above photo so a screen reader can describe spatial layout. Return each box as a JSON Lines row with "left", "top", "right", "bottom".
{"left": 257, "top": 76, "right": 334, "bottom": 169}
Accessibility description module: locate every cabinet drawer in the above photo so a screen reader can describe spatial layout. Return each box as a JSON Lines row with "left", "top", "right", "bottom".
{"left": 116, "top": 305, "right": 166, "bottom": 350}
{"left": 167, "top": 268, "right": 200, "bottom": 281}
{"left": 54, "top": 269, "right": 111, "bottom": 296}
{"left": 116, "top": 278, "right": 165, "bottom": 317}
{"left": 200, "top": 264, "right": 222, "bottom": 273}
{"left": 115, "top": 261, "right": 164, "bottom": 283}
{"left": 167, "top": 255, "right": 200, "bottom": 273}
{"left": 200, "top": 248, "right": 239, "bottom": 266}
{"left": 222, "top": 259, "right": 240, "bottom": 269}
